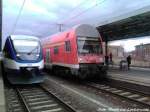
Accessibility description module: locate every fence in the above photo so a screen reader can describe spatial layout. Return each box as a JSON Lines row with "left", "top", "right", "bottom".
{"left": 112, "top": 57, "right": 150, "bottom": 68}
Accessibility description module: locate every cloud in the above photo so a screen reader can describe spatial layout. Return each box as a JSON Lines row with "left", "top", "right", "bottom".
{"left": 109, "top": 37, "right": 150, "bottom": 52}
{"left": 2, "top": 0, "right": 150, "bottom": 49}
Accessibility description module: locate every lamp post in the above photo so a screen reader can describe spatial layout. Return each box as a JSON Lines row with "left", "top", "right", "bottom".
{"left": 57, "top": 24, "right": 63, "bottom": 32}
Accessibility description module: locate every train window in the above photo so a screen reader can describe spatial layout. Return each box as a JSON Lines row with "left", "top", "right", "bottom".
{"left": 77, "top": 37, "right": 102, "bottom": 54}
{"left": 3, "top": 41, "right": 11, "bottom": 58}
{"left": 12, "top": 39, "right": 41, "bottom": 61}
{"left": 3, "top": 45, "right": 8, "bottom": 57}
{"left": 54, "top": 46, "right": 59, "bottom": 54}
{"left": 65, "top": 41, "right": 71, "bottom": 52}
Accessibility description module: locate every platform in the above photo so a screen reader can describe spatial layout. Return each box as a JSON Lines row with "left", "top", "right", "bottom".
{"left": 108, "top": 66, "right": 150, "bottom": 87}
{"left": 0, "top": 63, "right": 5, "bottom": 112}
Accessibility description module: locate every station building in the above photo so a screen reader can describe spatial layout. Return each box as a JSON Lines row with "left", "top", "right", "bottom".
{"left": 108, "top": 45, "right": 124, "bottom": 58}
{"left": 135, "top": 43, "right": 150, "bottom": 61}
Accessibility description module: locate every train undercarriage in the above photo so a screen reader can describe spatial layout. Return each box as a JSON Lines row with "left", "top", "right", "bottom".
{"left": 46, "top": 63, "right": 107, "bottom": 79}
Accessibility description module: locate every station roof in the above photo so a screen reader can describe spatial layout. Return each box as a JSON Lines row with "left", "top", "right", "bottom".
{"left": 97, "top": 6, "right": 150, "bottom": 41}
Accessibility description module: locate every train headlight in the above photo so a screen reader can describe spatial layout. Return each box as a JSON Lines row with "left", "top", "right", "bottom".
{"left": 78, "top": 58, "right": 83, "bottom": 62}
{"left": 16, "top": 54, "right": 20, "bottom": 57}
{"left": 99, "top": 57, "right": 103, "bottom": 62}
{"left": 79, "top": 58, "right": 82, "bottom": 61}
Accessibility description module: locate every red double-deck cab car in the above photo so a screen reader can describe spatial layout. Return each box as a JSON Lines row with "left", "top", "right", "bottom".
{"left": 42, "top": 24, "right": 107, "bottom": 79}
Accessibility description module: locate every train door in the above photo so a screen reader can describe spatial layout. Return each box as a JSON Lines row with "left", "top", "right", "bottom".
{"left": 65, "top": 40, "right": 71, "bottom": 64}
{"left": 46, "top": 49, "right": 51, "bottom": 64}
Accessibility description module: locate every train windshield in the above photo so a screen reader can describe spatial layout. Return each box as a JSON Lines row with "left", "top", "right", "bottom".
{"left": 12, "top": 39, "right": 41, "bottom": 60}
{"left": 77, "top": 37, "right": 102, "bottom": 55}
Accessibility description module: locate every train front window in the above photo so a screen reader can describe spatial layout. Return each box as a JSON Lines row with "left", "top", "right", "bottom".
{"left": 12, "top": 39, "right": 41, "bottom": 60}
{"left": 77, "top": 37, "right": 102, "bottom": 55}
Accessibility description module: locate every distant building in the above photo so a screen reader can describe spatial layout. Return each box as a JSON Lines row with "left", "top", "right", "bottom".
{"left": 108, "top": 45, "right": 124, "bottom": 58}
{"left": 129, "top": 50, "right": 136, "bottom": 58}
{"left": 135, "top": 43, "right": 150, "bottom": 61}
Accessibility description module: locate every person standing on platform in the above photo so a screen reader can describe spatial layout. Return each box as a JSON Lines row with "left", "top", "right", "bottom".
{"left": 109, "top": 52, "right": 113, "bottom": 64}
{"left": 126, "top": 55, "right": 131, "bottom": 70}
{"left": 105, "top": 55, "right": 109, "bottom": 70}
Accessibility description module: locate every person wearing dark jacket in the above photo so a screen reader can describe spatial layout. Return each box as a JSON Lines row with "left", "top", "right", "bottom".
{"left": 109, "top": 52, "right": 113, "bottom": 63}
{"left": 126, "top": 55, "right": 131, "bottom": 70}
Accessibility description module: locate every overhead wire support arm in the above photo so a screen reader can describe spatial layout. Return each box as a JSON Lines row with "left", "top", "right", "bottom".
{"left": 57, "top": 23, "right": 63, "bottom": 32}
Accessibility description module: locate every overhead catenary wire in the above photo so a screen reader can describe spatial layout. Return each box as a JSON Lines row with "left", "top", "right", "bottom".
{"left": 61, "top": 0, "right": 107, "bottom": 25}
{"left": 10, "top": 0, "right": 106, "bottom": 35}
{"left": 67, "top": 0, "right": 91, "bottom": 14}
{"left": 56, "top": 0, "right": 91, "bottom": 31}
{"left": 11, "top": 0, "right": 26, "bottom": 35}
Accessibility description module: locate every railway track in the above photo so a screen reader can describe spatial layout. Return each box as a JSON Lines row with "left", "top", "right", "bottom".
{"left": 8, "top": 85, "right": 77, "bottom": 112}
{"left": 85, "top": 82, "right": 150, "bottom": 107}
{"left": 5, "top": 88, "right": 26, "bottom": 112}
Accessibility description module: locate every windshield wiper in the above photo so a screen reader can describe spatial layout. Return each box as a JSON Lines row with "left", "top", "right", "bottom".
{"left": 27, "top": 46, "right": 39, "bottom": 55}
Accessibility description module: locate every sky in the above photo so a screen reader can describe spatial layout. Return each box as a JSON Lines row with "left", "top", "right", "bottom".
{"left": 2, "top": 0, "right": 150, "bottom": 49}
{"left": 109, "top": 36, "right": 150, "bottom": 52}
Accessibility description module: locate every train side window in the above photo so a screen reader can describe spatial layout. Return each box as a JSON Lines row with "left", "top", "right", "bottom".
{"left": 3, "top": 43, "right": 11, "bottom": 58}
{"left": 54, "top": 46, "right": 59, "bottom": 54}
{"left": 65, "top": 41, "right": 71, "bottom": 52}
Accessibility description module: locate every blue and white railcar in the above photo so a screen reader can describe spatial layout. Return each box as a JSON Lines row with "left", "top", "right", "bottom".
{"left": 2, "top": 35, "right": 44, "bottom": 84}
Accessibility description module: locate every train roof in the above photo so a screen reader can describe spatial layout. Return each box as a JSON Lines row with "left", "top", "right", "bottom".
{"left": 10, "top": 35, "right": 40, "bottom": 40}
{"left": 44, "top": 24, "right": 100, "bottom": 39}
{"left": 42, "top": 24, "right": 101, "bottom": 45}
{"left": 73, "top": 24, "right": 100, "bottom": 37}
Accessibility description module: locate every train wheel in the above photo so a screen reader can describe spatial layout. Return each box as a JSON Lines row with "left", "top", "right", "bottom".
{"left": 1, "top": 62, "right": 9, "bottom": 84}
{"left": 99, "top": 70, "right": 107, "bottom": 80}
{"left": 51, "top": 66, "right": 58, "bottom": 75}
{"left": 78, "top": 72, "right": 87, "bottom": 80}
